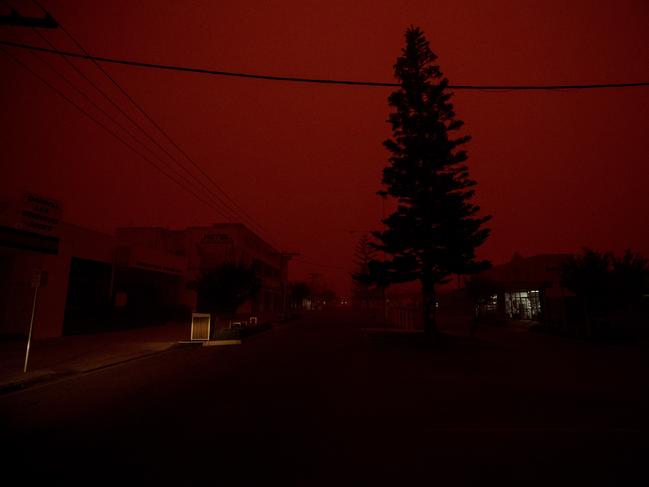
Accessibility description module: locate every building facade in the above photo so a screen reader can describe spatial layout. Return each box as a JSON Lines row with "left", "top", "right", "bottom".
{"left": 115, "top": 223, "right": 288, "bottom": 324}
{"left": 473, "top": 253, "right": 570, "bottom": 324}
{"left": 0, "top": 192, "right": 115, "bottom": 338}
{"left": 0, "top": 192, "right": 287, "bottom": 338}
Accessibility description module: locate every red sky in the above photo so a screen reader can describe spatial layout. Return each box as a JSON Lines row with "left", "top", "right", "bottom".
{"left": 1, "top": 0, "right": 648, "bottom": 293}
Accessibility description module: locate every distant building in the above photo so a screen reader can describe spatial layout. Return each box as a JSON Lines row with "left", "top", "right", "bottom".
{"left": 354, "top": 254, "right": 573, "bottom": 330}
{"left": 115, "top": 223, "right": 288, "bottom": 324}
{"left": 0, "top": 192, "right": 288, "bottom": 338}
{"left": 473, "top": 253, "right": 570, "bottom": 323}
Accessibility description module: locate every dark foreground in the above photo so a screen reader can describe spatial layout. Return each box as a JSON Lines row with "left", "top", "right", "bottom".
{"left": 1, "top": 309, "right": 647, "bottom": 485}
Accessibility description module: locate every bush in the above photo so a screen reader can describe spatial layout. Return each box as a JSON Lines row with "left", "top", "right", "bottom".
{"left": 188, "top": 263, "right": 261, "bottom": 316}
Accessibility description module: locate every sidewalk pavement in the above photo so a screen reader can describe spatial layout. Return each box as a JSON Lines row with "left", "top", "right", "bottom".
{"left": 0, "top": 322, "right": 193, "bottom": 395}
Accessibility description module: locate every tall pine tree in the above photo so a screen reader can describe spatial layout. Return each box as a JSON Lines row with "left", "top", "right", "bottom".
{"left": 370, "top": 26, "right": 491, "bottom": 335}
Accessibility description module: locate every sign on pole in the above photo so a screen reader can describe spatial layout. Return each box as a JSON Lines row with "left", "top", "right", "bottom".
{"left": 24, "top": 268, "right": 43, "bottom": 373}
{"left": 16, "top": 192, "right": 62, "bottom": 236}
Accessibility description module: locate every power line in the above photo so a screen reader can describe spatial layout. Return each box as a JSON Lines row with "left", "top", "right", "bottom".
{"left": 23, "top": 32, "right": 230, "bottom": 218}
{"left": 26, "top": 1, "right": 272, "bottom": 240}
{"left": 1, "top": 38, "right": 648, "bottom": 91}
{"left": 3, "top": 0, "right": 279, "bottom": 248}
{"left": 0, "top": 45, "right": 238, "bottom": 220}
{"left": 7, "top": 5, "right": 337, "bottom": 285}
{"left": 28, "top": 0, "right": 275, "bottom": 241}
{"left": 28, "top": 28, "right": 243, "bottom": 223}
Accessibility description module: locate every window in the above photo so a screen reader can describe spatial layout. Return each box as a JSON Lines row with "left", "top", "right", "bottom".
{"left": 504, "top": 290, "right": 542, "bottom": 320}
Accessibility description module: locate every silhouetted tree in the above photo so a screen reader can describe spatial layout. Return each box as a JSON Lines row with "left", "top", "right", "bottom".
{"left": 611, "top": 250, "right": 649, "bottom": 307}
{"left": 352, "top": 234, "right": 377, "bottom": 308}
{"left": 368, "top": 26, "right": 491, "bottom": 335}
{"left": 189, "top": 263, "right": 261, "bottom": 317}
{"left": 560, "top": 248, "right": 612, "bottom": 335}
{"left": 561, "top": 248, "right": 649, "bottom": 336}
{"left": 561, "top": 248, "right": 612, "bottom": 296}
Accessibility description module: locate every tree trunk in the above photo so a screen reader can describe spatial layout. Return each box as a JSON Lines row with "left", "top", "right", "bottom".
{"left": 421, "top": 277, "right": 437, "bottom": 336}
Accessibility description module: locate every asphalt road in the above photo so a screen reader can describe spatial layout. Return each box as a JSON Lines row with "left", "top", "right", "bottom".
{"left": 1, "top": 309, "right": 647, "bottom": 486}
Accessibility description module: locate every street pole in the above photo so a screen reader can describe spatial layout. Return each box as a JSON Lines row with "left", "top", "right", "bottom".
{"left": 23, "top": 284, "right": 39, "bottom": 373}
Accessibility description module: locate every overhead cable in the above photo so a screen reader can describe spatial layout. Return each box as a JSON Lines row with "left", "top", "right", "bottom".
{"left": 0, "top": 45, "right": 235, "bottom": 221}
{"left": 29, "top": 28, "right": 246, "bottom": 224}
{"left": 1, "top": 39, "right": 648, "bottom": 91}
{"left": 25, "top": 0, "right": 278, "bottom": 243}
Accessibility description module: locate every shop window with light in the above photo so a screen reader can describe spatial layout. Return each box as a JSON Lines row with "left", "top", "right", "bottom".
{"left": 505, "top": 290, "right": 542, "bottom": 320}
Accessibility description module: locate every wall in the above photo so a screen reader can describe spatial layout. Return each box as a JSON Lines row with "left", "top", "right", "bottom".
{"left": 0, "top": 223, "right": 115, "bottom": 338}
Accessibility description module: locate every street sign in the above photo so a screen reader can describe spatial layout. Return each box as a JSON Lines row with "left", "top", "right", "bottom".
{"left": 16, "top": 193, "right": 62, "bottom": 235}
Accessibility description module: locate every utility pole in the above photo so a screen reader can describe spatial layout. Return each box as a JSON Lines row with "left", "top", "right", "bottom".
{"left": 0, "top": 8, "right": 58, "bottom": 28}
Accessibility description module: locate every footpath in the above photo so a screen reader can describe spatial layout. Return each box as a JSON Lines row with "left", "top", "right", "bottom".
{"left": 0, "top": 322, "right": 192, "bottom": 395}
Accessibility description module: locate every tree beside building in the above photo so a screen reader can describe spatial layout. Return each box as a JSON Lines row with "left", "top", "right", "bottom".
{"left": 189, "top": 262, "right": 261, "bottom": 319}
{"left": 561, "top": 248, "right": 649, "bottom": 337}
{"left": 367, "top": 26, "right": 491, "bottom": 336}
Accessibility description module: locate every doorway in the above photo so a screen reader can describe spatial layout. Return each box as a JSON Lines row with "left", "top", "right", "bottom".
{"left": 63, "top": 257, "right": 113, "bottom": 335}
